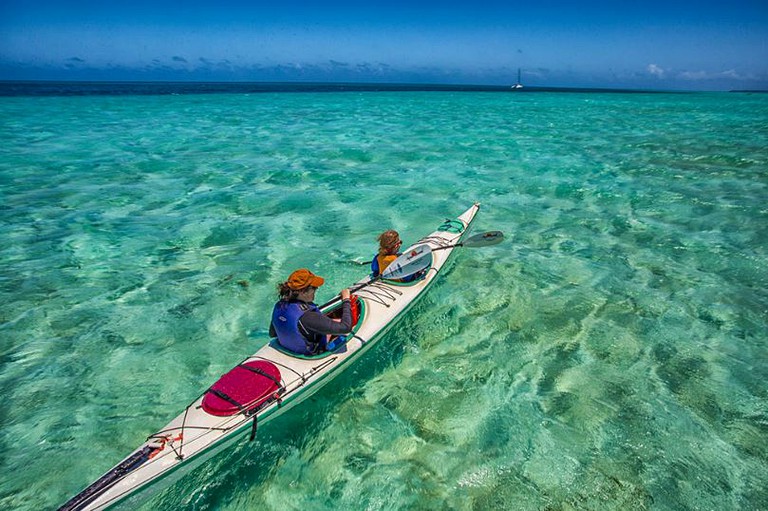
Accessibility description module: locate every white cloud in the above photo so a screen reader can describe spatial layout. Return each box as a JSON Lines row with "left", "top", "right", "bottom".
{"left": 678, "top": 69, "right": 748, "bottom": 81}
{"left": 647, "top": 64, "right": 665, "bottom": 78}
{"left": 679, "top": 70, "right": 709, "bottom": 80}
{"left": 721, "top": 69, "right": 742, "bottom": 79}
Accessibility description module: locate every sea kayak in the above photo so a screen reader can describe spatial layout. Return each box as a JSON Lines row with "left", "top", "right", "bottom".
{"left": 59, "top": 203, "right": 482, "bottom": 511}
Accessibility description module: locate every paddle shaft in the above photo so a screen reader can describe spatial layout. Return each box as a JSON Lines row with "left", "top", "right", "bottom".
{"left": 359, "top": 243, "right": 461, "bottom": 266}
{"left": 320, "top": 275, "right": 381, "bottom": 309}
{"left": 323, "top": 244, "right": 434, "bottom": 309}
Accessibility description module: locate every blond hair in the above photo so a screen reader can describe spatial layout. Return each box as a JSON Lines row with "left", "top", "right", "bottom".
{"left": 377, "top": 230, "right": 401, "bottom": 255}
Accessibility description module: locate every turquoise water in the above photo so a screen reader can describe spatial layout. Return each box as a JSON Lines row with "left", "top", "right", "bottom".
{"left": 1, "top": 89, "right": 767, "bottom": 510}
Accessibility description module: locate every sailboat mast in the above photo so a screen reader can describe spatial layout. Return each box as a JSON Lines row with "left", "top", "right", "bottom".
{"left": 511, "top": 68, "right": 523, "bottom": 89}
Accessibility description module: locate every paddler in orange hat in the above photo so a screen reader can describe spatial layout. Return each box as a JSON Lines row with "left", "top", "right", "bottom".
{"left": 269, "top": 269, "right": 352, "bottom": 355}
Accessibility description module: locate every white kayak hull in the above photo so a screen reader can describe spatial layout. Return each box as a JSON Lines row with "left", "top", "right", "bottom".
{"left": 59, "top": 203, "right": 481, "bottom": 511}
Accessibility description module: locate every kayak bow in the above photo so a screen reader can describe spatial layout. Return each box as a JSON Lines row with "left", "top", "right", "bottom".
{"left": 59, "top": 203, "right": 482, "bottom": 511}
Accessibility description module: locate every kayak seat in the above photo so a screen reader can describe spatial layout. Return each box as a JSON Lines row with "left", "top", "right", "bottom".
{"left": 323, "top": 296, "right": 360, "bottom": 352}
{"left": 201, "top": 360, "right": 283, "bottom": 417}
{"left": 382, "top": 268, "right": 428, "bottom": 286}
{"left": 324, "top": 295, "right": 361, "bottom": 326}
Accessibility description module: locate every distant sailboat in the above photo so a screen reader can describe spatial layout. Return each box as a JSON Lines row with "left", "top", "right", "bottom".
{"left": 511, "top": 68, "right": 523, "bottom": 89}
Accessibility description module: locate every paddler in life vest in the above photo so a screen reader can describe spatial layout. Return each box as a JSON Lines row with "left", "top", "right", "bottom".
{"left": 371, "top": 230, "right": 420, "bottom": 282}
{"left": 269, "top": 269, "right": 352, "bottom": 355}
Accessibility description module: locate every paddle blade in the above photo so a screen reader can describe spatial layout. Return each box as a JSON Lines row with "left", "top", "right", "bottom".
{"left": 381, "top": 244, "right": 433, "bottom": 280}
{"left": 463, "top": 231, "right": 504, "bottom": 247}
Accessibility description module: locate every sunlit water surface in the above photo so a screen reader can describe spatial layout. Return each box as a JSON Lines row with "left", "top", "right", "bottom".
{"left": 1, "top": 89, "right": 766, "bottom": 510}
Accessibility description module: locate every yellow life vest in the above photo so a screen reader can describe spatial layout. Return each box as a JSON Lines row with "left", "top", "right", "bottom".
{"left": 376, "top": 254, "right": 398, "bottom": 275}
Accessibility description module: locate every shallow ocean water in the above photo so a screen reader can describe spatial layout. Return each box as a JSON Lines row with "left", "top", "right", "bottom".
{"left": 1, "top": 87, "right": 767, "bottom": 510}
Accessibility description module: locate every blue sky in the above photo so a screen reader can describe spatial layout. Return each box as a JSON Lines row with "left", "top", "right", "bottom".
{"left": 1, "top": 1, "right": 767, "bottom": 90}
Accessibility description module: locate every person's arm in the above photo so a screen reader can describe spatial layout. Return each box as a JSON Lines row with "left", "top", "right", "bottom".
{"left": 269, "top": 321, "right": 277, "bottom": 338}
{"left": 299, "top": 300, "right": 352, "bottom": 336}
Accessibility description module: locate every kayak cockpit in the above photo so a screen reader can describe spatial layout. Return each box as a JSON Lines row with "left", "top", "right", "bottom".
{"left": 269, "top": 295, "right": 366, "bottom": 359}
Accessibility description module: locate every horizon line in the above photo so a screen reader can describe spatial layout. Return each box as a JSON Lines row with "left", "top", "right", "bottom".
{"left": 0, "top": 79, "right": 743, "bottom": 96}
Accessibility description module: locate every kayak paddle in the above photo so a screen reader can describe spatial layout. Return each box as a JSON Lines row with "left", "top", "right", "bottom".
{"left": 322, "top": 244, "right": 433, "bottom": 308}
{"left": 355, "top": 230, "right": 504, "bottom": 265}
